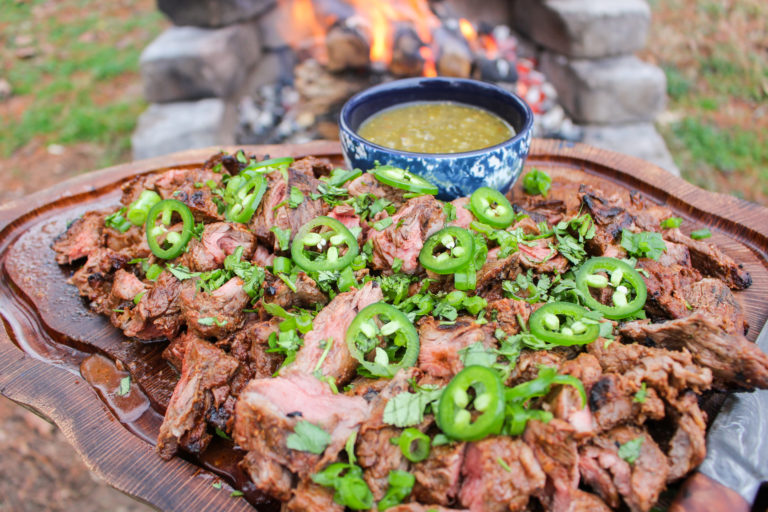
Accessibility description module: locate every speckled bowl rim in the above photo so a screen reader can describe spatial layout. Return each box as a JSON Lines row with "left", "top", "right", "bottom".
{"left": 339, "top": 77, "right": 534, "bottom": 159}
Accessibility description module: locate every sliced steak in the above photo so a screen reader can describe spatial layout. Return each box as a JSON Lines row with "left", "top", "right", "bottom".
{"left": 449, "top": 196, "right": 473, "bottom": 229}
{"left": 250, "top": 168, "right": 330, "bottom": 251}
{"left": 262, "top": 271, "right": 328, "bottom": 310}
{"left": 638, "top": 259, "right": 702, "bottom": 320}
{"left": 104, "top": 224, "right": 149, "bottom": 258}
{"left": 523, "top": 419, "right": 580, "bottom": 512}
{"left": 665, "top": 392, "right": 707, "bottom": 482}
{"left": 620, "top": 312, "right": 768, "bottom": 390}
{"left": 507, "top": 349, "right": 566, "bottom": 386}
{"left": 69, "top": 248, "right": 131, "bottom": 313}
{"left": 181, "top": 222, "right": 256, "bottom": 272}
{"left": 225, "top": 318, "right": 283, "bottom": 377}
{"left": 154, "top": 168, "right": 226, "bottom": 222}
{"left": 121, "top": 270, "right": 183, "bottom": 340}
{"left": 683, "top": 278, "right": 748, "bottom": 335}
{"left": 283, "top": 480, "right": 342, "bottom": 512}
{"left": 588, "top": 340, "right": 712, "bottom": 401}
{"left": 580, "top": 192, "right": 636, "bottom": 256}
{"left": 579, "top": 426, "right": 669, "bottom": 512}
{"left": 290, "top": 155, "right": 335, "bottom": 179}
{"left": 569, "top": 490, "right": 612, "bottom": 512}
{"left": 110, "top": 269, "right": 147, "bottom": 302}
{"left": 519, "top": 238, "right": 569, "bottom": 275}
{"left": 233, "top": 372, "right": 370, "bottom": 496}
{"left": 664, "top": 228, "right": 752, "bottom": 289}
{"left": 368, "top": 195, "right": 445, "bottom": 274}
{"left": 286, "top": 281, "right": 382, "bottom": 385}
{"left": 417, "top": 316, "right": 496, "bottom": 380}
{"left": 588, "top": 374, "right": 664, "bottom": 433}
{"left": 459, "top": 436, "right": 546, "bottom": 512}
{"left": 475, "top": 253, "right": 522, "bottom": 301}
{"left": 180, "top": 277, "right": 249, "bottom": 339}
{"left": 488, "top": 298, "right": 532, "bottom": 336}
{"left": 356, "top": 370, "right": 416, "bottom": 500}
{"left": 157, "top": 338, "right": 240, "bottom": 459}
{"left": 52, "top": 210, "right": 107, "bottom": 264}
{"left": 412, "top": 441, "right": 466, "bottom": 506}
{"left": 347, "top": 172, "right": 406, "bottom": 205}
{"left": 328, "top": 203, "right": 363, "bottom": 237}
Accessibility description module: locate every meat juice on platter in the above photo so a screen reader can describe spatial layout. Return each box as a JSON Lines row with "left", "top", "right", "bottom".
{"left": 357, "top": 101, "right": 515, "bottom": 153}
{"left": 53, "top": 150, "right": 768, "bottom": 512}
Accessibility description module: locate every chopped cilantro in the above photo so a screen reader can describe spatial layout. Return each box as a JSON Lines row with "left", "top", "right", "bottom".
{"left": 117, "top": 376, "right": 131, "bottom": 396}
{"left": 212, "top": 481, "right": 222, "bottom": 489}
{"left": 392, "top": 257, "right": 404, "bottom": 273}
{"left": 497, "top": 458, "right": 512, "bottom": 473}
{"left": 289, "top": 186, "right": 305, "bottom": 208}
{"left": 378, "top": 470, "right": 415, "bottom": 510}
{"left": 618, "top": 437, "right": 644, "bottom": 464}
{"left": 620, "top": 230, "right": 667, "bottom": 260}
{"left": 230, "top": 490, "right": 244, "bottom": 498}
{"left": 198, "top": 317, "right": 227, "bottom": 326}
{"left": 633, "top": 382, "right": 648, "bottom": 404}
{"left": 690, "top": 228, "right": 711, "bottom": 240}
{"left": 166, "top": 264, "right": 200, "bottom": 281}
{"left": 443, "top": 201, "right": 457, "bottom": 223}
{"left": 522, "top": 168, "right": 551, "bottom": 197}
{"left": 382, "top": 386, "right": 443, "bottom": 427}
{"left": 373, "top": 216, "right": 394, "bottom": 231}
{"left": 660, "top": 217, "right": 683, "bottom": 229}
{"left": 286, "top": 420, "right": 332, "bottom": 454}
{"left": 271, "top": 226, "right": 291, "bottom": 251}
{"left": 459, "top": 342, "right": 497, "bottom": 368}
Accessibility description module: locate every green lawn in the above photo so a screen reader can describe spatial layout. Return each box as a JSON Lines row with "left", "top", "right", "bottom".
{"left": 0, "top": 0, "right": 165, "bottom": 167}
{"left": 648, "top": 0, "right": 768, "bottom": 203}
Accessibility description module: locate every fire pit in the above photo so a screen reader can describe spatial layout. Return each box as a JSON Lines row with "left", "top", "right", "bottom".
{"left": 132, "top": 0, "right": 677, "bottom": 174}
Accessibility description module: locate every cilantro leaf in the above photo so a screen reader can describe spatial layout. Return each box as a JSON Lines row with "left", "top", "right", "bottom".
{"left": 660, "top": 217, "right": 683, "bottom": 229}
{"left": 289, "top": 186, "right": 305, "bottom": 208}
{"left": 620, "top": 230, "right": 667, "bottom": 260}
{"left": 392, "top": 257, "right": 404, "bottom": 273}
{"left": 690, "top": 228, "right": 711, "bottom": 240}
{"left": 166, "top": 264, "right": 200, "bottom": 281}
{"left": 382, "top": 387, "right": 443, "bottom": 427}
{"left": 373, "top": 216, "right": 394, "bottom": 231}
{"left": 633, "top": 382, "right": 648, "bottom": 404}
{"left": 459, "top": 342, "right": 497, "bottom": 368}
{"left": 378, "top": 470, "right": 415, "bottom": 510}
{"left": 117, "top": 376, "right": 131, "bottom": 396}
{"left": 443, "top": 202, "right": 457, "bottom": 223}
{"left": 378, "top": 273, "right": 413, "bottom": 305}
{"left": 286, "top": 420, "right": 331, "bottom": 454}
{"left": 522, "top": 169, "right": 551, "bottom": 197}
{"left": 198, "top": 317, "right": 227, "bottom": 326}
{"left": 618, "top": 437, "right": 644, "bottom": 464}
{"left": 271, "top": 226, "right": 291, "bottom": 251}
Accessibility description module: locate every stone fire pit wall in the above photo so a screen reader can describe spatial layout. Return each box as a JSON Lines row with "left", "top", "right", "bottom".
{"left": 132, "top": 0, "right": 677, "bottom": 175}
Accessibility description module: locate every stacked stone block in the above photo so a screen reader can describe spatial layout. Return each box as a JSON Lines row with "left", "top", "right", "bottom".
{"left": 132, "top": 0, "right": 272, "bottom": 159}
{"left": 511, "top": 0, "right": 678, "bottom": 174}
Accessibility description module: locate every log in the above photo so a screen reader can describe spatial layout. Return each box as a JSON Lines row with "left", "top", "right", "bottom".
{"left": 434, "top": 26, "right": 472, "bottom": 78}
{"left": 390, "top": 23, "right": 425, "bottom": 77}
{"left": 472, "top": 56, "right": 518, "bottom": 83}
{"left": 325, "top": 18, "right": 370, "bottom": 72}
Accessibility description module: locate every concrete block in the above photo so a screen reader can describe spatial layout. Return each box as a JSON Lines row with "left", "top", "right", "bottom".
{"left": 140, "top": 23, "right": 262, "bottom": 103}
{"left": 540, "top": 52, "right": 666, "bottom": 124}
{"left": 513, "top": 0, "right": 650, "bottom": 58}
{"left": 157, "top": 0, "right": 274, "bottom": 28}
{"left": 131, "top": 99, "right": 236, "bottom": 160}
{"left": 580, "top": 122, "right": 680, "bottom": 176}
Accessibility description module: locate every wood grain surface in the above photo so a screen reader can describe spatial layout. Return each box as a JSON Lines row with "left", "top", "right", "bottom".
{"left": 1, "top": 139, "right": 766, "bottom": 511}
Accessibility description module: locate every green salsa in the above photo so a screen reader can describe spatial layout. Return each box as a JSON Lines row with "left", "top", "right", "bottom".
{"left": 357, "top": 101, "right": 514, "bottom": 154}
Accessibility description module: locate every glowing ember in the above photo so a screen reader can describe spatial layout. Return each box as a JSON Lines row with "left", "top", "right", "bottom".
{"left": 419, "top": 46, "right": 437, "bottom": 77}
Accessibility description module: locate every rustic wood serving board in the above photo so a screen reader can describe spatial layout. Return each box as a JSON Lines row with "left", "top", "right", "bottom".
{"left": 1, "top": 139, "right": 766, "bottom": 511}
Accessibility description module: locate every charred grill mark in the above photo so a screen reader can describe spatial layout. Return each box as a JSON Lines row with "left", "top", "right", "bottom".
{"left": 589, "top": 377, "right": 612, "bottom": 410}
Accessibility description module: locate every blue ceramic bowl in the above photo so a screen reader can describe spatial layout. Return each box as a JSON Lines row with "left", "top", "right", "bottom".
{"left": 339, "top": 77, "right": 534, "bottom": 200}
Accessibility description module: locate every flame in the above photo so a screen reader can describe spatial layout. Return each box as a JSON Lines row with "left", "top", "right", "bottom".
{"left": 277, "top": 0, "right": 505, "bottom": 79}
{"left": 419, "top": 46, "right": 437, "bottom": 77}
{"left": 458, "top": 18, "right": 477, "bottom": 43}
{"left": 480, "top": 34, "right": 499, "bottom": 59}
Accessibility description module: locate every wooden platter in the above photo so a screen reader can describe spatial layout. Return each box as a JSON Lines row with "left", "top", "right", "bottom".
{"left": 1, "top": 139, "right": 766, "bottom": 511}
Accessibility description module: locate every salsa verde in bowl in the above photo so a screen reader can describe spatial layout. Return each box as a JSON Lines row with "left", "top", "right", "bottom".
{"left": 339, "top": 77, "right": 533, "bottom": 200}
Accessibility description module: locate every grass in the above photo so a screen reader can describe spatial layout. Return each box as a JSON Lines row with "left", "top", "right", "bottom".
{"left": 0, "top": 0, "right": 166, "bottom": 164}
{"left": 646, "top": 0, "right": 768, "bottom": 204}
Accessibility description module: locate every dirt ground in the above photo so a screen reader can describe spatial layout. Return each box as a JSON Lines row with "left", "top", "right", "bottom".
{"left": 0, "top": 397, "right": 153, "bottom": 512}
